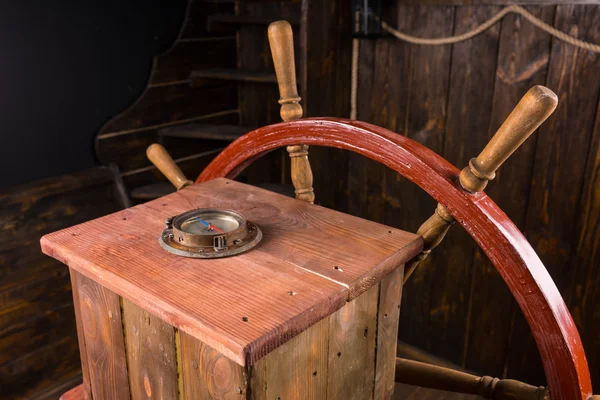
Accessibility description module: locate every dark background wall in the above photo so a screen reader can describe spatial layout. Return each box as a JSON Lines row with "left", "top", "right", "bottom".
{"left": 0, "top": 0, "right": 185, "bottom": 188}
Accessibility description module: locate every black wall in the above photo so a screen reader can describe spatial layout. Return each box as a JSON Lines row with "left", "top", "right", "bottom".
{"left": 0, "top": 0, "right": 186, "bottom": 188}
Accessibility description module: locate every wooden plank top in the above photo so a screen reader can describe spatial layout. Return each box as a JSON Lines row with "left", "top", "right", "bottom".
{"left": 41, "top": 178, "right": 422, "bottom": 365}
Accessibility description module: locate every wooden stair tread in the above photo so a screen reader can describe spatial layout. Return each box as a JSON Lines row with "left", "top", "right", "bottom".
{"left": 130, "top": 182, "right": 175, "bottom": 200}
{"left": 158, "top": 123, "right": 256, "bottom": 141}
{"left": 208, "top": 14, "right": 300, "bottom": 27}
{"left": 190, "top": 68, "right": 277, "bottom": 84}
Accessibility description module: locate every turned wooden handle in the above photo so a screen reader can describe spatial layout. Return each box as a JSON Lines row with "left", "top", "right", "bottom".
{"left": 146, "top": 144, "right": 193, "bottom": 191}
{"left": 268, "top": 20, "right": 302, "bottom": 122}
{"left": 459, "top": 85, "right": 558, "bottom": 192}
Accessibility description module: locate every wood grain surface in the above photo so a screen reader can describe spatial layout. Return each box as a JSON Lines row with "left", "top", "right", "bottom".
{"left": 180, "top": 330, "right": 247, "bottom": 399}
{"left": 374, "top": 268, "right": 404, "bottom": 399}
{"left": 122, "top": 298, "right": 178, "bottom": 400}
{"left": 42, "top": 178, "right": 421, "bottom": 366}
{"left": 75, "top": 272, "right": 130, "bottom": 400}
{"left": 195, "top": 117, "right": 593, "bottom": 399}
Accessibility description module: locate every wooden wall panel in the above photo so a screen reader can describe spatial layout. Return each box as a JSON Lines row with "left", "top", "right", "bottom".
{"left": 505, "top": 4, "right": 600, "bottom": 386}
{"left": 393, "top": 5, "right": 455, "bottom": 359}
{"left": 432, "top": 4, "right": 501, "bottom": 368}
{"left": 463, "top": 5, "right": 555, "bottom": 377}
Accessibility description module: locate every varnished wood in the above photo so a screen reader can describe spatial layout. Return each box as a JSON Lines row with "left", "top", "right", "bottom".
{"left": 42, "top": 178, "right": 422, "bottom": 366}
{"left": 196, "top": 118, "right": 593, "bottom": 400}
{"left": 75, "top": 272, "right": 130, "bottom": 400}
{"left": 327, "top": 284, "right": 379, "bottom": 399}
{"left": 180, "top": 331, "right": 247, "bottom": 399}
{"left": 374, "top": 268, "right": 404, "bottom": 399}
{"left": 459, "top": 85, "right": 558, "bottom": 193}
{"left": 122, "top": 298, "right": 178, "bottom": 400}
{"left": 146, "top": 143, "right": 193, "bottom": 190}
{"left": 404, "top": 203, "right": 455, "bottom": 283}
{"left": 268, "top": 20, "right": 315, "bottom": 203}
{"left": 395, "top": 358, "right": 549, "bottom": 400}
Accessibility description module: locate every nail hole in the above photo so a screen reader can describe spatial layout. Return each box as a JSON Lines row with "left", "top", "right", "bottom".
{"left": 122, "top": 217, "right": 127, "bottom": 221}
{"left": 312, "top": 371, "right": 317, "bottom": 377}
{"left": 337, "top": 352, "right": 342, "bottom": 357}
{"left": 287, "top": 291, "right": 297, "bottom": 296}
{"left": 241, "top": 316, "right": 249, "bottom": 322}
{"left": 388, "top": 230, "right": 392, "bottom": 233}
{"left": 364, "top": 328, "right": 368, "bottom": 338}
{"left": 383, "top": 313, "right": 388, "bottom": 319}
{"left": 333, "top": 266, "right": 343, "bottom": 272}
{"left": 162, "top": 203, "right": 168, "bottom": 206}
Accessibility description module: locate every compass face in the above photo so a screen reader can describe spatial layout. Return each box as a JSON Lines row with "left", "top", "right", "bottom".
{"left": 159, "top": 208, "right": 261, "bottom": 259}
{"left": 179, "top": 211, "right": 241, "bottom": 235}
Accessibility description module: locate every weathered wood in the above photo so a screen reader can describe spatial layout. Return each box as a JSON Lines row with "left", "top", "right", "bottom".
{"left": 374, "top": 267, "right": 404, "bottom": 400}
{"left": 236, "top": 1, "right": 300, "bottom": 186}
{"left": 190, "top": 69, "right": 278, "bottom": 84}
{"left": 96, "top": 111, "right": 237, "bottom": 173}
{"left": 506, "top": 4, "right": 600, "bottom": 387}
{"left": 258, "top": 317, "right": 329, "bottom": 399}
{"left": 98, "top": 83, "right": 237, "bottom": 136}
{"left": 70, "top": 269, "right": 92, "bottom": 400}
{"left": 0, "top": 167, "right": 117, "bottom": 400}
{"left": 465, "top": 5, "right": 554, "bottom": 377}
{"left": 395, "top": 4, "right": 455, "bottom": 362}
{"left": 122, "top": 298, "right": 178, "bottom": 400}
{"left": 42, "top": 177, "right": 421, "bottom": 366}
{"left": 303, "top": 0, "right": 352, "bottom": 211}
{"left": 180, "top": 331, "right": 247, "bottom": 399}
{"left": 195, "top": 117, "right": 594, "bottom": 399}
{"left": 327, "top": 284, "right": 379, "bottom": 399}
{"left": 159, "top": 123, "right": 255, "bottom": 141}
{"left": 431, "top": 4, "right": 501, "bottom": 370}
{"left": 75, "top": 273, "right": 130, "bottom": 400}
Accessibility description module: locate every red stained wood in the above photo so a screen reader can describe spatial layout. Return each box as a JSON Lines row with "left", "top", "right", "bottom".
{"left": 197, "top": 117, "right": 593, "bottom": 400}
{"left": 41, "top": 179, "right": 421, "bottom": 366}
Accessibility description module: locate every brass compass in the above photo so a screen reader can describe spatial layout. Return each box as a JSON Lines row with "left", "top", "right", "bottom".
{"left": 159, "top": 208, "right": 262, "bottom": 259}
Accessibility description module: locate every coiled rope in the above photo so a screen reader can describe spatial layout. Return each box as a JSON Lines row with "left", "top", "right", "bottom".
{"left": 349, "top": 5, "right": 600, "bottom": 119}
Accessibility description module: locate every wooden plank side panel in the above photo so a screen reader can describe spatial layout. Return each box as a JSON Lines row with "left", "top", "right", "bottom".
{"left": 374, "top": 267, "right": 404, "bottom": 400}
{"left": 327, "top": 284, "right": 379, "bottom": 400}
{"left": 180, "top": 331, "right": 247, "bottom": 399}
{"left": 76, "top": 273, "right": 130, "bottom": 400}
{"left": 434, "top": 4, "right": 501, "bottom": 368}
{"left": 260, "top": 317, "right": 329, "bottom": 400}
{"left": 506, "top": 4, "right": 600, "bottom": 386}
{"left": 465, "top": 5, "right": 555, "bottom": 378}
{"left": 122, "top": 298, "right": 178, "bottom": 400}
{"left": 70, "top": 269, "right": 92, "bottom": 400}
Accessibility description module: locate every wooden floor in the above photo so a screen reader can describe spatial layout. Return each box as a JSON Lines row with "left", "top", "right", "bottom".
{"left": 394, "top": 383, "right": 479, "bottom": 399}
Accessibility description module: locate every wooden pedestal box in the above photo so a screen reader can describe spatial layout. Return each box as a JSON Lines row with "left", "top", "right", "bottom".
{"left": 42, "top": 179, "right": 423, "bottom": 399}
